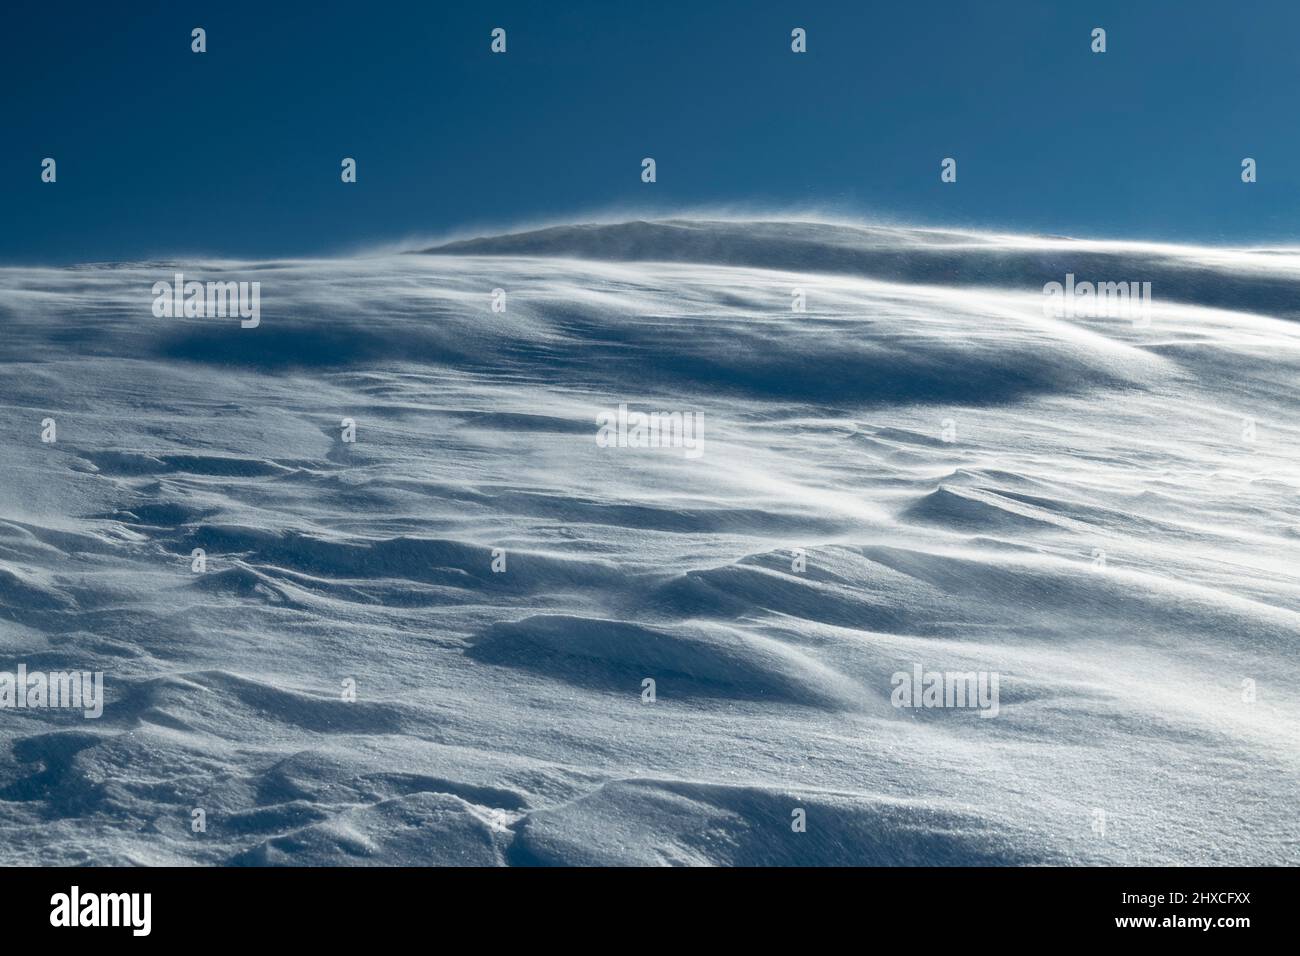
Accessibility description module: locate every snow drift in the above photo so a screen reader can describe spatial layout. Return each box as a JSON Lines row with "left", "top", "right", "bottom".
{"left": 0, "top": 218, "right": 1296, "bottom": 865}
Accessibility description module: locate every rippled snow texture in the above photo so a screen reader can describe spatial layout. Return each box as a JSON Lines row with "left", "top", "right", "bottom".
{"left": 0, "top": 219, "right": 1297, "bottom": 865}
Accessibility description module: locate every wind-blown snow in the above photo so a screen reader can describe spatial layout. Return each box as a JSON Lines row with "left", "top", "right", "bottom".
{"left": 0, "top": 218, "right": 1296, "bottom": 865}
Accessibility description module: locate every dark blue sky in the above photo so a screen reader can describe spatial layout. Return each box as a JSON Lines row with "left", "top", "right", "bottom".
{"left": 2, "top": 0, "right": 1296, "bottom": 263}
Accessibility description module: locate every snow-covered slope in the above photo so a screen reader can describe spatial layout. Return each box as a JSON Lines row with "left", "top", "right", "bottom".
{"left": 0, "top": 219, "right": 1296, "bottom": 865}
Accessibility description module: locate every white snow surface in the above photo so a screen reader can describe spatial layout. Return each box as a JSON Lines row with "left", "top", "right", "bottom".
{"left": 0, "top": 218, "right": 1297, "bottom": 865}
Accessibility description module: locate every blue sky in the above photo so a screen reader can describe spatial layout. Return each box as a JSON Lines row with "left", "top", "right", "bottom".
{"left": 2, "top": 0, "right": 1296, "bottom": 262}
